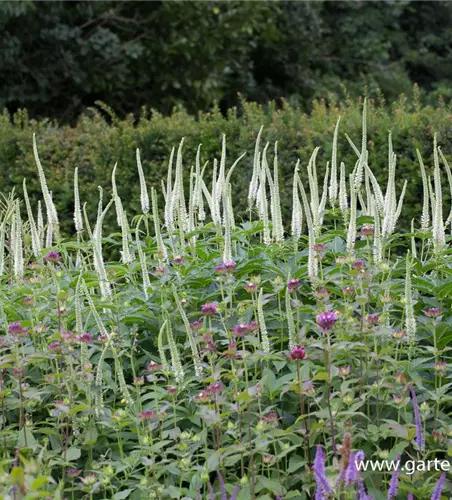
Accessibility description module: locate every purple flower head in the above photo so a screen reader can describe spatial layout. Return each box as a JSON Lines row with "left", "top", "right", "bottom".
{"left": 366, "top": 313, "right": 380, "bottom": 325}
{"left": 8, "top": 322, "right": 29, "bottom": 336}
{"left": 424, "top": 307, "right": 441, "bottom": 318}
{"left": 23, "top": 297, "right": 33, "bottom": 305}
{"left": 76, "top": 333, "right": 94, "bottom": 343}
{"left": 201, "top": 303, "right": 218, "bottom": 316}
{"left": 289, "top": 345, "right": 306, "bottom": 361}
{"left": 167, "top": 386, "right": 177, "bottom": 395}
{"left": 312, "top": 445, "right": 333, "bottom": 496}
{"left": 173, "top": 256, "right": 185, "bottom": 265}
{"left": 67, "top": 468, "right": 83, "bottom": 478}
{"left": 44, "top": 251, "right": 61, "bottom": 263}
{"left": 351, "top": 259, "right": 365, "bottom": 271}
{"left": 206, "top": 382, "right": 222, "bottom": 394}
{"left": 360, "top": 225, "right": 375, "bottom": 238}
{"left": 147, "top": 361, "right": 163, "bottom": 372}
{"left": 343, "top": 286, "right": 355, "bottom": 296}
{"left": 139, "top": 409, "right": 156, "bottom": 420}
{"left": 387, "top": 456, "right": 401, "bottom": 499}
{"left": 216, "top": 261, "right": 236, "bottom": 274}
{"left": 313, "top": 243, "right": 327, "bottom": 253}
{"left": 287, "top": 278, "right": 301, "bottom": 293}
{"left": 223, "top": 261, "right": 236, "bottom": 272}
{"left": 233, "top": 321, "right": 258, "bottom": 337}
{"left": 203, "top": 341, "right": 217, "bottom": 353}
{"left": 189, "top": 319, "right": 203, "bottom": 330}
{"left": 154, "top": 266, "right": 166, "bottom": 277}
{"left": 245, "top": 282, "right": 258, "bottom": 293}
{"left": 431, "top": 472, "right": 446, "bottom": 500}
{"left": 316, "top": 311, "right": 338, "bottom": 333}
{"left": 262, "top": 412, "right": 279, "bottom": 424}
{"left": 215, "top": 264, "right": 226, "bottom": 274}
{"left": 392, "top": 329, "right": 406, "bottom": 340}
{"left": 48, "top": 341, "right": 62, "bottom": 352}
{"left": 409, "top": 384, "right": 425, "bottom": 451}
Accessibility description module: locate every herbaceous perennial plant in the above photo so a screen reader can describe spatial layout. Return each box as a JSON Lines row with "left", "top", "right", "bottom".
{"left": 0, "top": 101, "right": 451, "bottom": 499}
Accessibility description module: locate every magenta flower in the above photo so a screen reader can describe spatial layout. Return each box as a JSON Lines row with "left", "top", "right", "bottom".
{"left": 223, "top": 261, "right": 236, "bottom": 272}
{"left": 201, "top": 303, "right": 218, "bottom": 316}
{"left": 316, "top": 311, "right": 338, "bottom": 333}
{"left": 189, "top": 319, "right": 203, "bottom": 330}
{"left": 343, "top": 286, "right": 355, "bottom": 296}
{"left": 215, "top": 263, "right": 227, "bottom": 274}
{"left": 173, "top": 256, "right": 185, "bottom": 265}
{"left": 76, "top": 333, "right": 94, "bottom": 343}
{"left": 289, "top": 345, "right": 306, "bottom": 360}
{"left": 44, "top": 251, "right": 61, "bottom": 262}
{"left": 203, "top": 341, "right": 217, "bottom": 353}
{"left": 351, "top": 259, "right": 365, "bottom": 271}
{"left": 48, "top": 341, "right": 62, "bottom": 351}
{"left": 287, "top": 278, "right": 301, "bottom": 293}
{"left": 67, "top": 468, "right": 83, "bottom": 478}
{"left": 338, "top": 365, "right": 351, "bottom": 378}
{"left": 366, "top": 313, "right": 380, "bottom": 324}
{"left": 245, "top": 282, "right": 258, "bottom": 293}
{"left": 424, "top": 307, "right": 441, "bottom": 318}
{"left": 23, "top": 297, "right": 33, "bottom": 305}
{"left": 215, "top": 261, "right": 236, "bottom": 274}
{"left": 360, "top": 225, "right": 375, "bottom": 238}
{"left": 8, "top": 322, "right": 29, "bottom": 336}
{"left": 206, "top": 382, "right": 222, "bottom": 394}
{"left": 147, "top": 361, "right": 163, "bottom": 372}
{"left": 262, "top": 412, "right": 278, "bottom": 424}
{"left": 167, "top": 386, "right": 177, "bottom": 395}
{"left": 392, "top": 329, "right": 405, "bottom": 340}
{"left": 233, "top": 321, "right": 258, "bottom": 337}
{"left": 138, "top": 409, "right": 156, "bottom": 420}
{"left": 154, "top": 266, "right": 166, "bottom": 277}
{"left": 312, "top": 243, "right": 327, "bottom": 252}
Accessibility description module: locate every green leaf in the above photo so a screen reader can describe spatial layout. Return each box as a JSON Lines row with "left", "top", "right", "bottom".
{"left": 255, "top": 475, "right": 286, "bottom": 495}
{"left": 65, "top": 447, "right": 81, "bottom": 461}
{"left": 114, "top": 489, "right": 135, "bottom": 499}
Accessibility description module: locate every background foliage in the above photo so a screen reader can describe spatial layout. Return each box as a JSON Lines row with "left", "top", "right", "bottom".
{"left": 1, "top": 92, "right": 452, "bottom": 235}
{"left": 2, "top": 1, "right": 452, "bottom": 121}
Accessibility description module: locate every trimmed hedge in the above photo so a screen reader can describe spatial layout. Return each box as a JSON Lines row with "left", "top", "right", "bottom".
{"left": 1, "top": 92, "right": 452, "bottom": 234}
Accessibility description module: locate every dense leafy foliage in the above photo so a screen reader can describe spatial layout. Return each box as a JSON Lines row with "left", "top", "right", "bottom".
{"left": 0, "top": 109, "right": 451, "bottom": 499}
{"left": 2, "top": 1, "right": 452, "bottom": 121}
{"left": 2, "top": 94, "right": 452, "bottom": 237}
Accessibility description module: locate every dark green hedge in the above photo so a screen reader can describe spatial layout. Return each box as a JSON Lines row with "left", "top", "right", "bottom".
{"left": 1, "top": 92, "right": 452, "bottom": 235}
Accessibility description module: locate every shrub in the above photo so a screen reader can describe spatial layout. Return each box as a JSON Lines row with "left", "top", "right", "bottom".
{"left": 1, "top": 92, "right": 452, "bottom": 236}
